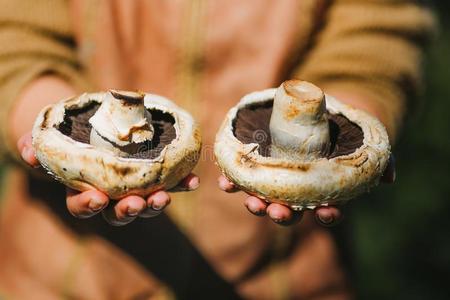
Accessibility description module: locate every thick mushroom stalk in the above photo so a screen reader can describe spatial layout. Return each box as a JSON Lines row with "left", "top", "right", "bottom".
{"left": 89, "top": 90, "right": 154, "bottom": 155}
{"left": 269, "top": 80, "right": 330, "bottom": 161}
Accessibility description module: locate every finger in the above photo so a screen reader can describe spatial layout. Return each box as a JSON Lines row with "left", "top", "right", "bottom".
{"left": 21, "top": 146, "right": 40, "bottom": 168}
{"left": 315, "top": 206, "right": 343, "bottom": 227}
{"left": 180, "top": 173, "right": 200, "bottom": 191}
{"left": 18, "top": 133, "right": 40, "bottom": 168}
{"left": 218, "top": 175, "right": 239, "bottom": 193}
{"left": 267, "top": 203, "right": 302, "bottom": 226}
{"left": 170, "top": 173, "right": 200, "bottom": 192}
{"left": 140, "top": 190, "right": 171, "bottom": 218}
{"left": 381, "top": 155, "right": 396, "bottom": 184}
{"left": 102, "top": 196, "right": 147, "bottom": 226}
{"left": 244, "top": 196, "right": 267, "bottom": 216}
{"left": 17, "top": 132, "right": 32, "bottom": 153}
{"left": 66, "top": 188, "right": 109, "bottom": 218}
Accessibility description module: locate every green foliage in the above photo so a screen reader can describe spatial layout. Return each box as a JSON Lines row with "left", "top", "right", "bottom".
{"left": 350, "top": 5, "right": 450, "bottom": 299}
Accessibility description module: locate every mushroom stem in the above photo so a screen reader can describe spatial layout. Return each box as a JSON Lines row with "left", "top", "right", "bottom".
{"left": 269, "top": 80, "right": 330, "bottom": 161}
{"left": 89, "top": 90, "right": 154, "bottom": 154}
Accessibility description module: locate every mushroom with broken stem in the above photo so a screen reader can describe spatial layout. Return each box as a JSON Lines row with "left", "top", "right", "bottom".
{"left": 89, "top": 90, "right": 155, "bottom": 156}
{"left": 32, "top": 90, "right": 202, "bottom": 200}
{"left": 214, "top": 80, "right": 391, "bottom": 210}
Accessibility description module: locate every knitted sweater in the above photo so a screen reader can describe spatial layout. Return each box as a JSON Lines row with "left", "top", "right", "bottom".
{"left": 0, "top": 1, "right": 435, "bottom": 299}
{"left": 0, "top": 0, "right": 435, "bottom": 161}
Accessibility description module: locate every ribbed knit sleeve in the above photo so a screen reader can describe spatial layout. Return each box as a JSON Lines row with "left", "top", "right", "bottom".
{"left": 294, "top": 0, "right": 436, "bottom": 141}
{"left": 0, "top": 0, "right": 91, "bottom": 161}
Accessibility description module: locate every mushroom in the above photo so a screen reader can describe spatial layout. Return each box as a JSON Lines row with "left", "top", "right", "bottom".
{"left": 214, "top": 80, "right": 391, "bottom": 210}
{"left": 32, "top": 90, "right": 201, "bottom": 199}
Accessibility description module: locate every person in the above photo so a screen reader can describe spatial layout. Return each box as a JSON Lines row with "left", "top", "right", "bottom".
{"left": 0, "top": 0, "right": 434, "bottom": 299}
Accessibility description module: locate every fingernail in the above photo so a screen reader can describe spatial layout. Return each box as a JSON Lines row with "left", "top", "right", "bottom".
{"left": 318, "top": 214, "right": 333, "bottom": 224}
{"left": 127, "top": 207, "right": 140, "bottom": 216}
{"left": 245, "top": 202, "right": 265, "bottom": 216}
{"left": 151, "top": 201, "right": 165, "bottom": 211}
{"left": 151, "top": 192, "right": 169, "bottom": 210}
{"left": 152, "top": 205, "right": 163, "bottom": 211}
{"left": 89, "top": 197, "right": 105, "bottom": 211}
{"left": 270, "top": 212, "right": 284, "bottom": 223}
{"left": 189, "top": 176, "right": 200, "bottom": 191}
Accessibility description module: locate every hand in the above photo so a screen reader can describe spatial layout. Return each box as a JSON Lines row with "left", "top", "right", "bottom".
{"left": 218, "top": 155, "right": 395, "bottom": 226}
{"left": 18, "top": 132, "right": 200, "bottom": 226}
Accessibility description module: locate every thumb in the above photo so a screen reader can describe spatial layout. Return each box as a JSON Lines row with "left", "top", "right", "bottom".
{"left": 17, "top": 133, "right": 40, "bottom": 168}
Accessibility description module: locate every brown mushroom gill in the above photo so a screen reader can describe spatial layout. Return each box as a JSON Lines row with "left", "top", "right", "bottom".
{"left": 233, "top": 100, "right": 364, "bottom": 158}
{"left": 57, "top": 102, "right": 176, "bottom": 159}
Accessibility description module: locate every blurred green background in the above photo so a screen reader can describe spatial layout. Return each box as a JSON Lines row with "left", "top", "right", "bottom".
{"left": 345, "top": 2, "right": 450, "bottom": 299}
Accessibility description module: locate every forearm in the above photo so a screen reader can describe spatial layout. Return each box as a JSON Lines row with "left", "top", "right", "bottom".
{"left": 293, "top": 1, "right": 435, "bottom": 143}
{"left": 8, "top": 76, "right": 77, "bottom": 146}
{"left": 326, "top": 89, "right": 394, "bottom": 140}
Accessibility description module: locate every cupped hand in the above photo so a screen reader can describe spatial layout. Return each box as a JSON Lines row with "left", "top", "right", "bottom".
{"left": 218, "top": 155, "right": 395, "bottom": 226}
{"left": 18, "top": 132, "right": 200, "bottom": 226}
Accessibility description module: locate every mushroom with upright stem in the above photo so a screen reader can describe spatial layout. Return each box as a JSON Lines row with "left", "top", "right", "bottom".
{"left": 215, "top": 80, "right": 391, "bottom": 211}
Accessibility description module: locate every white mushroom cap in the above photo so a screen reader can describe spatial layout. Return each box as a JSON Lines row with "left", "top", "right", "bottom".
{"left": 214, "top": 80, "right": 391, "bottom": 210}
{"left": 32, "top": 91, "right": 201, "bottom": 199}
